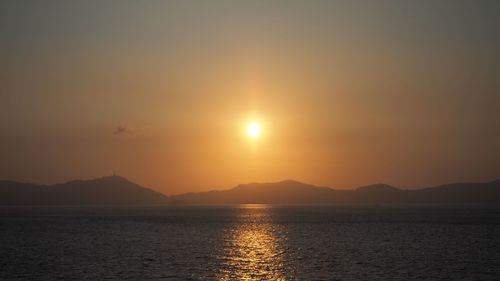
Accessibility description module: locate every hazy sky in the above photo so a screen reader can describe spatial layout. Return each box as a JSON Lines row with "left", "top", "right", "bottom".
{"left": 1, "top": 0, "right": 499, "bottom": 194}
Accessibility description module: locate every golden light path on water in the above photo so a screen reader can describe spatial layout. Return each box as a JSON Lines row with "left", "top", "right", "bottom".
{"left": 217, "top": 205, "right": 291, "bottom": 280}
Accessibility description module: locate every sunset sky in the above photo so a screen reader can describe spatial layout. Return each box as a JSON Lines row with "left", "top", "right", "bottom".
{"left": 1, "top": 0, "right": 499, "bottom": 194}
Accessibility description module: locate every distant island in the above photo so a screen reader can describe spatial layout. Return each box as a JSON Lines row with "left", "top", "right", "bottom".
{"left": 0, "top": 176, "right": 166, "bottom": 206}
{"left": 1, "top": 176, "right": 499, "bottom": 207}
{"left": 169, "top": 179, "right": 500, "bottom": 207}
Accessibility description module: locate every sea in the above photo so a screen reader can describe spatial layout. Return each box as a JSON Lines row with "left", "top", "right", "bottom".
{"left": 1, "top": 206, "right": 499, "bottom": 280}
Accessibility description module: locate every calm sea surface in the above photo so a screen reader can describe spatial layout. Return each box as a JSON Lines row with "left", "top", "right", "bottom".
{"left": 0, "top": 206, "right": 499, "bottom": 280}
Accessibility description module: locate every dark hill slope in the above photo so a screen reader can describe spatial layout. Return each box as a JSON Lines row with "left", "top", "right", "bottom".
{"left": 0, "top": 176, "right": 167, "bottom": 205}
{"left": 169, "top": 179, "right": 500, "bottom": 206}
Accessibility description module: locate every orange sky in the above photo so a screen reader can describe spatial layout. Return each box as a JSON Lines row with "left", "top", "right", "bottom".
{"left": 1, "top": 1, "right": 500, "bottom": 194}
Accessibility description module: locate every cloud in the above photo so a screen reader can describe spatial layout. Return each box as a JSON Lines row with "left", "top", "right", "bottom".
{"left": 114, "top": 125, "right": 135, "bottom": 135}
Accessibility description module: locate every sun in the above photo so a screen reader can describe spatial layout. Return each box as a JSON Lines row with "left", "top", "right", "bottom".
{"left": 247, "top": 122, "right": 261, "bottom": 139}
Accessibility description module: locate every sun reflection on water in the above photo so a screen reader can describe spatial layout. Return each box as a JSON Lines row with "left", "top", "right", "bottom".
{"left": 217, "top": 206, "right": 291, "bottom": 280}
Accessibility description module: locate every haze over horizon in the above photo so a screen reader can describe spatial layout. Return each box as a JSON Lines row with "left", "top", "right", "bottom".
{"left": 1, "top": 0, "right": 500, "bottom": 195}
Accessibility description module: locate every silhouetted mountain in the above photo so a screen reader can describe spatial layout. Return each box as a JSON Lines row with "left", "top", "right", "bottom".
{"left": 169, "top": 179, "right": 500, "bottom": 207}
{"left": 356, "top": 184, "right": 399, "bottom": 192}
{"left": 2, "top": 177, "right": 500, "bottom": 206}
{"left": 169, "top": 180, "right": 336, "bottom": 205}
{"left": 0, "top": 176, "right": 167, "bottom": 205}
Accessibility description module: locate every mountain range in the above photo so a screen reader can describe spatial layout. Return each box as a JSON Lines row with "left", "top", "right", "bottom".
{"left": 0, "top": 176, "right": 166, "bottom": 205}
{"left": 1, "top": 176, "right": 499, "bottom": 206}
{"left": 169, "top": 179, "right": 500, "bottom": 206}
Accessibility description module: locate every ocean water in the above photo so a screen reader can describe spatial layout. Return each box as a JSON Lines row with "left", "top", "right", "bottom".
{"left": 0, "top": 206, "right": 499, "bottom": 280}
